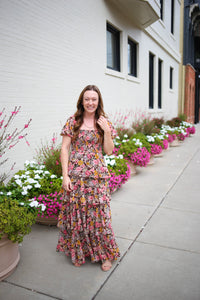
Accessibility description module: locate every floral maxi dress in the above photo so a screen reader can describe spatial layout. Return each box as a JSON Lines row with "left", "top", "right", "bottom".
{"left": 56, "top": 116, "right": 120, "bottom": 265}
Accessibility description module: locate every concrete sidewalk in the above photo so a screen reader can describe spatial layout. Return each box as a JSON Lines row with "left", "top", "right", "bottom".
{"left": 1, "top": 124, "right": 200, "bottom": 300}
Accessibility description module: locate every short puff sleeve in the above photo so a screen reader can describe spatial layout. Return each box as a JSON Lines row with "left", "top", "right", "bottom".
{"left": 60, "top": 116, "right": 75, "bottom": 137}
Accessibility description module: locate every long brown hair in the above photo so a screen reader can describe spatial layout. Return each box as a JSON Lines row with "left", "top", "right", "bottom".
{"left": 73, "top": 85, "right": 106, "bottom": 143}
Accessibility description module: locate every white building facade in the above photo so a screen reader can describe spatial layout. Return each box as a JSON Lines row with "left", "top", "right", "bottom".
{"left": 0, "top": 0, "right": 181, "bottom": 171}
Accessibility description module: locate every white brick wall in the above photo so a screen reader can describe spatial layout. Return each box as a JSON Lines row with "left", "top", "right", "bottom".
{"left": 0, "top": 0, "right": 181, "bottom": 175}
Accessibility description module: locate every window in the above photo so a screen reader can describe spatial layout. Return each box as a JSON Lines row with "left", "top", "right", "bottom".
{"left": 160, "top": 0, "right": 163, "bottom": 21}
{"left": 158, "top": 59, "right": 162, "bottom": 109}
{"left": 128, "top": 38, "right": 137, "bottom": 77}
{"left": 149, "top": 53, "right": 155, "bottom": 109}
{"left": 171, "top": 0, "right": 174, "bottom": 34}
{"left": 170, "top": 67, "right": 173, "bottom": 89}
{"left": 106, "top": 23, "right": 120, "bottom": 71}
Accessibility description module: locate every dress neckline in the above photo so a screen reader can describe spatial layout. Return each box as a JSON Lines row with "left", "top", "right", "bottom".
{"left": 80, "top": 129, "right": 98, "bottom": 132}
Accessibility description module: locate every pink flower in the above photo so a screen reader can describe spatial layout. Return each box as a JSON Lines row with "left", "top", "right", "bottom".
{"left": 150, "top": 144, "right": 162, "bottom": 155}
{"left": 85, "top": 170, "right": 91, "bottom": 176}
{"left": 18, "top": 135, "right": 24, "bottom": 139}
{"left": 24, "top": 124, "right": 29, "bottom": 128}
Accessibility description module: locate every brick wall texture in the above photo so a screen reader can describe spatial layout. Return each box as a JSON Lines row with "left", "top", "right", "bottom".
{"left": 184, "top": 64, "right": 195, "bottom": 123}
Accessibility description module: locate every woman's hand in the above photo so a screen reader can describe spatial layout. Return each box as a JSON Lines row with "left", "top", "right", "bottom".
{"left": 62, "top": 175, "right": 73, "bottom": 193}
{"left": 97, "top": 116, "right": 111, "bottom": 133}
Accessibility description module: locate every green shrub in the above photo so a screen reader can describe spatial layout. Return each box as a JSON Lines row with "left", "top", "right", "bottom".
{"left": 178, "top": 113, "right": 187, "bottom": 121}
{"left": 117, "top": 140, "right": 138, "bottom": 157}
{"left": 152, "top": 117, "right": 164, "bottom": 129}
{"left": 166, "top": 117, "right": 182, "bottom": 127}
{"left": 35, "top": 135, "right": 62, "bottom": 177}
{"left": 132, "top": 118, "right": 156, "bottom": 135}
{"left": 115, "top": 127, "right": 134, "bottom": 140}
{"left": 106, "top": 156, "right": 129, "bottom": 176}
{"left": 131, "top": 133, "right": 151, "bottom": 152}
{"left": 0, "top": 197, "right": 38, "bottom": 243}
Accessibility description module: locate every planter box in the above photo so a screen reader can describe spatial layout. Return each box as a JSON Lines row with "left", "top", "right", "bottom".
{"left": 36, "top": 215, "right": 58, "bottom": 226}
{"left": 0, "top": 234, "right": 20, "bottom": 281}
{"left": 169, "top": 139, "right": 180, "bottom": 147}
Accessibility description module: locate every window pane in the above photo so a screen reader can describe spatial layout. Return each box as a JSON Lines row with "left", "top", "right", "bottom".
{"left": 128, "top": 43, "right": 131, "bottom": 74}
{"left": 128, "top": 39, "right": 137, "bottom": 77}
{"left": 171, "top": 0, "right": 174, "bottom": 34}
{"left": 170, "top": 67, "right": 173, "bottom": 89}
{"left": 158, "top": 59, "right": 162, "bottom": 109}
{"left": 149, "top": 53, "right": 154, "bottom": 109}
{"left": 106, "top": 23, "right": 120, "bottom": 71}
{"left": 160, "top": 0, "right": 163, "bottom": 20}
{"left": 107, "top": 30, "right": 114, "bottom": 69}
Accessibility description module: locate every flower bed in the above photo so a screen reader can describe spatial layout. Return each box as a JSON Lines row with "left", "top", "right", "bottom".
{"left": 104, "top": 155, "right": 131, "bottom": 193}
{"left": 30, "top": 192, "right": 62, "bottom": 219}
{"left": 0, "top": 161, "right": 63, "bottom": 223}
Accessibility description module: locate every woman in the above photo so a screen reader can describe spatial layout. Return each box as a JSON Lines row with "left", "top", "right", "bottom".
{"left": 56, "top": 85, "right": 120, "bottom": 271}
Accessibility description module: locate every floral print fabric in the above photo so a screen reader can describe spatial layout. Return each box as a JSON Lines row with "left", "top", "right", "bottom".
{"left": 60, "top": 116, "right": 116, "bottom": 179}
{"left": 56, "top": 116, "right": 120, "bottom": 265}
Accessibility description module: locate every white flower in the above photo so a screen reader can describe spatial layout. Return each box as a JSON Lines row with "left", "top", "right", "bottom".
{"left": 44, "top": 171, "right": 50, "bottom": 175}
{"left": 26, "top": 178, "right": 36, "bottom": 184}
{"left": 118, "top": 154, "right": 123, "bottom": 159}
{"left": 110, "top": 159, "right": 116, "bottom": 166}
{"left": 39, "top": 165, "right": 45, "bottom": 170}
{"left": 157, "top": 135, "right": 164, "bottom": 140}
{"left": 34, "top": 174, "right": 41, "bottom": 179}
{"left": 50, "top": 174, "right": 57, "bottom": 179}
{"left": 25, "top": 171, "right": 30, "bottom": 175}
{"left": 29, "top": 200, "right": 39, "bottom": 207}
{"left": 60, "top": 176, "right": 63, "bottom": 179}
{"left": 0, "top": 191, "right": 4, "bottom": 195}
{"left": 34, "top": 170, "right": 43, "bottom": 174}
{"left": 15, "top": 179, "right": 22, "bottom": 186}
{"left": 22, "top": 190, "right": 28, "bottom": 195}
{"left": 34, "top": 183, "right": 41, "bottom": 188}
{"left": 20, "top": 202, "right": 24, "bottom": 205}
{"left": 26, "top": 185, "right": 32, "bottom": 190}
{"left": 24, "top": 160, "right": 30, "bottom": 166}
{"left": 124, "top": 134, "right": 128, "bottom": 138}
{"left": 146, "top": 135, "right": 155, "bottom": 142}
{"left": 40, "top": 204, "right": 46, "bottom": 211}
{"left": 14, "top": 174, "right": 20, "bottom": 179}
{"left": 7, "top": 192, "right": 12, "bottom": 196}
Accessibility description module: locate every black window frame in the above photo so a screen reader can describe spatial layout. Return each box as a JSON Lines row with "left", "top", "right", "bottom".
{"left": 128, "top": 38, "right": 137, "bottom": 77}
{"left": 171, "top": 0, "right": 174, "bottom": 34}
{"left": 158, "top": 59, "right": 163, "bottom": 109}
{"left": 170, "top": 66, "right": 173, "bottom": 89}
{"left": 149, "top": 52, "right": 155, "bottom": 109}
{"left": 160, "top": 0, "right": 163, "bottom": 21}
{"left": 106, "top": 23, "right": 120, "bottom": 72}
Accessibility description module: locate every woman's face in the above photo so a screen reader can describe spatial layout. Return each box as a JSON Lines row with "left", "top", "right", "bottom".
{"left": 82, "top": 90, "right": 99, "bottom": 114}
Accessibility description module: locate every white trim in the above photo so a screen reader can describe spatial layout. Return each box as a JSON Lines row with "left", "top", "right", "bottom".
{"left": 126, "top": 75, "right": 140, "bottom": 84}
{"left": 105, "top": 68, "right": 125, "bottom": 79}
{"left": 158, "top": 19, "right": 166, "bottom": 29}
{"left": 170, "top": 32, "right": 176, "bottom": 41}
{"left": 145, "top": 26, "right": 181, "bottom": 63}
